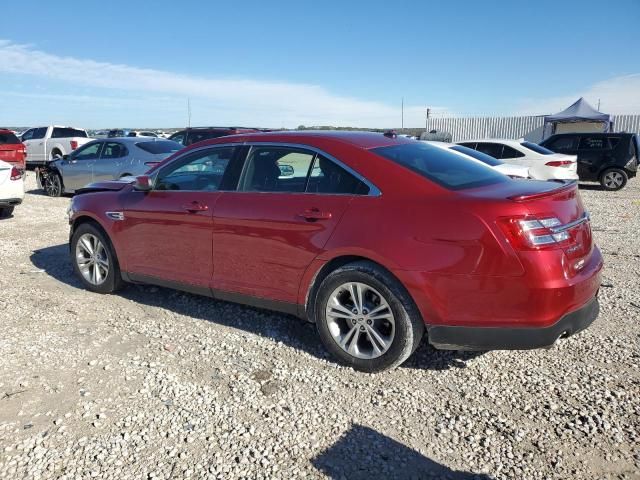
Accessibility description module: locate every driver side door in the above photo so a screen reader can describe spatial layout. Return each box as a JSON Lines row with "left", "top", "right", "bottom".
{"left": 60, "top": 141, "right": 103, "bottom": 191}
{"left": 119, "top": 145, "right": 237, "bottom": 289}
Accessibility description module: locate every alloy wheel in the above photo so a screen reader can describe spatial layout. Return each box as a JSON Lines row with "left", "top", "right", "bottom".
{"left": 603, "top": 171, "right": 624, "bottom": 189}
{"left": 325, "top": 282, "right": 395, "bottom": 359}
{"left": 75, "top": 233, "right": 109, "bottom": 285}
{"left": 44, "top": 174, "right": 62, "bottom": 196}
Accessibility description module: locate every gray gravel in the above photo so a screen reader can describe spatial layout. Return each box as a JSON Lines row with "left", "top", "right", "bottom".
{"left": 0, "top": 175, "right": 639, "bottom": 479}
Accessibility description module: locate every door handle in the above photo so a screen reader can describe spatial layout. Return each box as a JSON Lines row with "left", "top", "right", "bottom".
{"left": 298, "top": 208, "right": 332, "bottom": 221}
{"left": 182, "top": 201, "right": 208, "bottom": 212}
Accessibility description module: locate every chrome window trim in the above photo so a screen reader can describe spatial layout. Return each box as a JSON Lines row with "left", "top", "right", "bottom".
{"left": 147, "top": 141, "right": 382, "bottom": 196}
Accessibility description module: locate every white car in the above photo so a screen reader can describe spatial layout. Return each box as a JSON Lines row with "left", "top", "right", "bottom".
{"left": 457, "top": 139, "right": 578, "bottom": 181}
{"left": 422, "top": 141, "right": 532, "bottom": 178}
{"left": 0, "top": 160, "right": 25, "bottom": 218}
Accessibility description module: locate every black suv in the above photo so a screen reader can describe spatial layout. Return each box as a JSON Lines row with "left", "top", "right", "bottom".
{"left": 541, "top": 133, "right": 638, "bottom": 190}
{"left": 168, "top": 127, "right": 263, "bottom": 146}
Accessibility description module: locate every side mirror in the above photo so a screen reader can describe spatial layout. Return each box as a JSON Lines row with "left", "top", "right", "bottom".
{"left": 133, "top": 175, "right": 152, "bottom": 192}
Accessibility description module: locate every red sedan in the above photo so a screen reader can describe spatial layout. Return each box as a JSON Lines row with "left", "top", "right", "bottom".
{"left": 67, "top": 131, "right": 602, "bottom": 372}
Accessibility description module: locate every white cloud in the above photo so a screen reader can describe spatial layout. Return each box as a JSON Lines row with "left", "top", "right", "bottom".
{"left": 516, "top": 74, "right": 640, "bottom": 116}
{"left": 0, "top": 40, "right": 448, "bottom": 128}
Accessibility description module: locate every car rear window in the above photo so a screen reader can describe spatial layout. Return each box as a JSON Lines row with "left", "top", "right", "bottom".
{"left": 136, "top": 140, "right": 182, "bottom": 154}
{"left": 51, "top": 127, "right": 88, "bottom": 138}
{"left": 372, "top": 143, "right": 508, "bottom": 190}
{"left": 450, "top": 145, "right": 502, "bottom": 166}
{"left": 0, "top": 132, "right": 21, "bottom": 144}
{"left": 521, "top": 141, "right": 554, "bottom": 155}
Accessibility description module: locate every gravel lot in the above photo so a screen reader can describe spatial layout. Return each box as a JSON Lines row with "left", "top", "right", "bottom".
{"left": 0, "top": 174, "right": 638, "bottom": 480}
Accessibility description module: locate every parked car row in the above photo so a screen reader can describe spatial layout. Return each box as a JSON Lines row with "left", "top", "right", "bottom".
{"left": 67, "top": 131, "right": 602, "bottom": 372}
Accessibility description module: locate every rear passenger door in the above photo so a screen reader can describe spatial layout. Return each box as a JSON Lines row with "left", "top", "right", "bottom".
{"left": 212, "top": 145, "right": 370, "bottom": 305}
{"left": 92, "top": 141, "right": 129, "bottom": 182}
{"left": 577, "top": 136, "right": 609, "bottom": 177}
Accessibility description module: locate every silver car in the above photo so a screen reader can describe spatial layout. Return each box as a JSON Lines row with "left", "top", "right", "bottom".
{"left": 38, "top": 137, "right": 183, "bottom": 196}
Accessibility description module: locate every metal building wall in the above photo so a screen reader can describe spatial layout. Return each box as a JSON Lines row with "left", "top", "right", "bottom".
{"left": 425, "top": 115, "right": 640, "bottom": 142}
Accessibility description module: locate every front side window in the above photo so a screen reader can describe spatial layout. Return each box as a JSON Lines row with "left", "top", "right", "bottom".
{"left": 449, "top": 145, "right": 502, "bottom": 167}
{"left": 239, "top": 147, "right": 314, "bottom": 193}
{"left": 372, "top": 142, "right": 508, "bottom": 190}
{"left": 155, "top": 147, "right": 235, "bottom": 191}
{"left": 31, "top": 127, "right": 48, "bottom": 140}
{"left": 548, "top": 136, "right": 577, "bottom": 151}
{"left": 186, "top": 131, "right": 225, "bottom": 146}
{"left": 20, "top": 129, "right": 34, "bottom": 141}
{"left": 101, "top": 142, "right": 127, "bottom": 159}
{"left": 307, "top": 155, "right": 369, "bottom": 194}
{"left": 73, "top": 142, "right": 102, "bottom": 160}
{"left": 500, "top": 145, "right": 525, "bottom": 159}
{"left": 52, "top": 127, "right": 87, "bottom": 138}
{"left": 169, "top": 132, "right": 185, "bottom": 145}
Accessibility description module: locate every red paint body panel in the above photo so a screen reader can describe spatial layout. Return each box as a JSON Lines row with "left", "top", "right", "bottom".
{"left": 70, "top": 131, "right": 602, "bottom": 336}
{"left": 0, "top": 130, "right": 26, "bottom": 170}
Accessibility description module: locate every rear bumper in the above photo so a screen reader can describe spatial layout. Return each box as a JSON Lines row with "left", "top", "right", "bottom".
{"left": 428, "top": 295, "right": 599, "bottom": 350}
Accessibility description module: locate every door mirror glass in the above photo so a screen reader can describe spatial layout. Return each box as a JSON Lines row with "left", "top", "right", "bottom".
{"left": 134, "top": 175, "right": 152, "bottom": 191}
{"left": 278, "top": 164, "right": 294, "bottom": 178}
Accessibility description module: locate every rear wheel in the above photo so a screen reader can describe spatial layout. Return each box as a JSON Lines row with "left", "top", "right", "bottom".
{"left": 600, "top": 168, "right": 627, "bottom": 191}
{"left": 70, "top": 223, "right": 125, "bottom": 294}
{"left": 0, "top": 207, "right": 14, "bottom": 218}
{"left": 314, "top": 261, "right": 424, "bottom": 372}
{"left": 43, "top": 172, "right": 63, "bottom": 197}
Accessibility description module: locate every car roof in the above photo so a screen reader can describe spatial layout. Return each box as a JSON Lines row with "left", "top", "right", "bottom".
{"left": 548, "top": 132, "right": 633, "bottom": 138}
{"left": 458, "top": 138, "right": 523, "bottom": 146}
{"left": 91, "top": 137, "right": 177, "bottom": 145}
{"left": 191, "top": 130, "right": 415, "bottom": 150}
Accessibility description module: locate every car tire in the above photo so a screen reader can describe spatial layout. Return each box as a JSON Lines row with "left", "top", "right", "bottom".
{"left": 314, "top": 261, "right": 424, "bottom": 372}
{"left": 70, "top": 223, "right": 125, "bottom": 294}
{"left": 599, "top": 168, "right": 628, "bottom": 191}
{"left": 0, "top": 206, "right": 14, "bottom": 218}
{"left": 43, "top": 172, "right": 63, "bottom": 197}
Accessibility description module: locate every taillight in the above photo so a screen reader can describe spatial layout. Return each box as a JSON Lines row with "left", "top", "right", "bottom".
{"left": 498, "top": 216, "right": 572, "bottom": 250}
{"left": 10, "top": 166, "right": 23, "bottom": 181}
{"left": 70, "top": 140, "right": 78, "bottom": 150}
{"left": 545, "top": 160, "right": 574, "bottom": 167}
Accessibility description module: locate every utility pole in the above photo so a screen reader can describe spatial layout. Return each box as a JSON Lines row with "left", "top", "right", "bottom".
{"left": 401, "top": 97, "right": 404, "bottom": 131}
{"left": 187, "top": 98, "right": 192, "bottom": 128}
{"left": 597, "top": 98, "right": 601, "bottom": 111}
{"left": 426, "top": 107, "right": 431, "bottom": 130}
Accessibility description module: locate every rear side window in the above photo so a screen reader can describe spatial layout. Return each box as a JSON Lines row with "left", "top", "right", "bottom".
{"left": 52, "top": 127, "right": 87, "bottom": 138}
{"left": 0, "top": 132, "right": 20, "bottom": 144}
{"left": 136, "top": 141, "right": 182, "bottom": 154}
{"left": 578, "top": 137, "right": 608, "bottom": 150}
{"left": 306, "top": 155, "right": 369, "bottom": 194}
{"left": 521, "top": 141, "right": 554, "bottom": 155}
{"left": 607, "top": 137, "right": 620, "bottom": 149}
{"left": 548, "top": 136, "right": 577, "bottom": 151}
{"left": 168, "top": 132, "right": 185, "bottom": 144}
{"left": 101, "top": 142, "right": 128, "bottom": 159}
{"left": 372, "top": 143, "right": 508, "bottom": 190}
{"left": 500, "top": 145, "right": 525, "bottom": 159}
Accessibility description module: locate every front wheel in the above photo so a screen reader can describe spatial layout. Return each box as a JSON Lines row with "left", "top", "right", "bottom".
{"left": 70, "top": 223, "right": 125, "bottom": 294}
{"left": 314, "top": 261, "right": 424, "bottom": 372}
{"left": 600, "top": 168, "right": 628, "bottom": 191}
{"left": 42, "top": 171, "right": 63, "bottom": 197}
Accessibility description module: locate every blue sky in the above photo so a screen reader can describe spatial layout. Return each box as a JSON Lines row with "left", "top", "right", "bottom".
{"left": 1, "top": 0, "right": 639, "bottom": 128}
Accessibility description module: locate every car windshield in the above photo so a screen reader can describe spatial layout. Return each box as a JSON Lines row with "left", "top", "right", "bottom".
{"left": 0, "top": 132, "right": 20, "bottom": 144}
{"left": 449, "top": 145, "right": 503, "bottom": 167}
{"left": 136, "top": 140, "right": 182, "bottom": 154}
{"left": 372, "top": 142, "right": 508, "bottom": 190}
{"left": 521, "top": 141, "right": 554, "bottom": 155}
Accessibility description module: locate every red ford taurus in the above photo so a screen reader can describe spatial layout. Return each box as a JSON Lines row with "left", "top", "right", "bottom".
{"left": 68, "top": 131, "right": 602, "bottom": 372}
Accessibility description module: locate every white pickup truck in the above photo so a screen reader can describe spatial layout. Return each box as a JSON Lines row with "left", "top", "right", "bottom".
{"left": 21, "top": 126, "right": 93, "bottom": 167}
